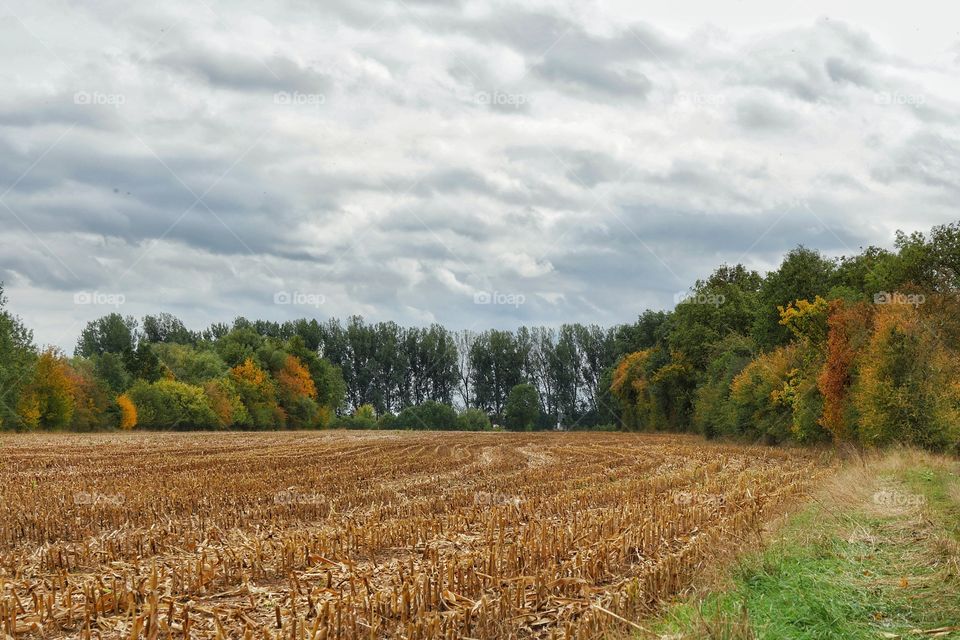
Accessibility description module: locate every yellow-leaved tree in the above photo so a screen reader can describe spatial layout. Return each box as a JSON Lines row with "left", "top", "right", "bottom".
{"left": 117, "top": 393, "right": 137, "bottom": 430}
{"left": 17, "top": 348, "right": 74, "bottom": 430}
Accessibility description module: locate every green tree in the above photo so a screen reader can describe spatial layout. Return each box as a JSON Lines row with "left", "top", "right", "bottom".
{"left": 124, "top": 341, "right": 164, "bottom": 382}
{"left": 92, "top": 352, "right": 131, "bottom": 394}
{"left": 216, "top": 326, "right": 264, "bottom": 368}
{"left": 470, "top": 330, "right": 528, "bottom": 416}
{"left": 75, "top": 313, "right": 137, "bottom": 357}
{"left": 669, "top": 264, "right": 762, "bottom": 370}
{"left": 154, "top": 343, "right": 227, "bottom": 384}
{"left": 692, "top": 333, "right": 755, "bottom": 438}
{"left": 0, "top": 283, "right": 36, "bottom": 430}
{"left": 142, "top": 313, "right": 197, "bottom": 344}
{"left": 752, "top": 247, "right": 835, "bottom": 349}
{"left": 504, "top": 383, "right": 539, "bottom": 431}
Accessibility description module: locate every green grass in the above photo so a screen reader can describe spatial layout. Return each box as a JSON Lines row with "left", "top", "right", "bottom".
{"left": 651, "top": 453, "right": 960, "bottom": 640}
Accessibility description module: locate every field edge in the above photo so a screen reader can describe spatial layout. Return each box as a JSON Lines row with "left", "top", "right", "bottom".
{"left": 644, "top": 449, "right": 960, "bottom": 640}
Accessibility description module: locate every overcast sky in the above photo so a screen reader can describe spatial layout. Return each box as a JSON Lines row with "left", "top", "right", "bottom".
{"left": 1, "top": 0, "right": 958, "bottom": 350}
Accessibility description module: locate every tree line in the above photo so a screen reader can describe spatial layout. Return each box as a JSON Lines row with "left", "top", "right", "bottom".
{"left": 0, "top": 295, "right": 653, "bottom": 432}
{"left": 610, "top": 223, "right": 960, "bottom": 452}
{"left": 1, "top": 220, "right": 958, "bottom": 450}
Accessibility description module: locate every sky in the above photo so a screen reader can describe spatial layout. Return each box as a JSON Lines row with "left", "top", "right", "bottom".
{"left": 1, "top": 0, "right": 958, "bottom": 351}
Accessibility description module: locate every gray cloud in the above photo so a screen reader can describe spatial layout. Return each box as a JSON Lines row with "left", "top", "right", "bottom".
{"left": 0, "top": 1, "right": 957, "bottom": 348}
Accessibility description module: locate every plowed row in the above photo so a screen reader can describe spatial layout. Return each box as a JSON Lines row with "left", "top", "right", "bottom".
{"left": 0, "top": 431, "right": 828, "bottom": 638}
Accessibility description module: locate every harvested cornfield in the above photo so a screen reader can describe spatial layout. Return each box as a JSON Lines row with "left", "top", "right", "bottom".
{"left": 0, "top": 431, "right": 829, "bottom": 639}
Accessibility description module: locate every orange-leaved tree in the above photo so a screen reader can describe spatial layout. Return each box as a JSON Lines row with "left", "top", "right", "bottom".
{"left": 276, "top": 354, "right": 319, "bottom": 428}
{"left": 63, "top": 359, "right": 111, "bottom": 431}
{"left": 203, "top": 378, "right": 249, "bottom": 428}
{"left": 817, "top": 300, "right": 873, "bottom": 441}
{"left": 230, "top": 357, "right": 284, "bottom": 429}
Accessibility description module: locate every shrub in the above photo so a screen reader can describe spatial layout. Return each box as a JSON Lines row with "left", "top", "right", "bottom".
{"left": 203, "top": 378, "right": 250, "bottom": 428}
{"left": 456, "top": 407, "right": 491, "bottom": 431}
{"left": 127, "top": 379, "right": 220, "bottom": 429}
{"left": 727, "top": 345, "right": 797, "bottom": 443}
{"left": 333, "top": 404, "right": 378, "bottom": 430}
{"left": 395, "top": 401, "right": 458, "bottom": 430}
{"left": 377, "top": 412, "right": 397, "bottom": 430}
{"left": 230, "top": 358, "right": 284, "bottom": 429}
{"left": 854, "top": 302, "right": 960, "bottom": 449}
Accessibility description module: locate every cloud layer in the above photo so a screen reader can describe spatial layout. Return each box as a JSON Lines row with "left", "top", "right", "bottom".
{"left": 1, "top": 0, "right": 958, "bottom": 349}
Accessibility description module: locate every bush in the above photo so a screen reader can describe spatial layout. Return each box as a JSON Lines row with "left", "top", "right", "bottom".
{"left": 456, "top": 408, "right": 491, "bottom": 431}
{"left": 854, "top": 302, "right": 960, "bottom": 449}
{"left": 726, "top": 346, "right": 797, "bottom": 443}
{"left": 203, "top": 377, "right": 249, "bottom": 428}
{"left": 569, "top": 423, "right": 619, "bottom": 431}
{"left": 127, "top": 379, "right": 220, "bottom": 429}
{"left": 153, "top": 343, "right": 227, "bottom": 385}
{"left": 692, "top": 334, "right": 755, "bottom": 438}
{"left": 229, "top": 358, "right": 284, "bottom": 429}
{"left": 395, "top": 401, "right": 458, "bottom": 430}
{"left": 332, "top": 404, "right": 378, "bottom": 430}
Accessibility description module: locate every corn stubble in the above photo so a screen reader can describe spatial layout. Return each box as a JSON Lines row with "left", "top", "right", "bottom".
{"left": 0, "top": 431, "right": 826, "bottom": 639}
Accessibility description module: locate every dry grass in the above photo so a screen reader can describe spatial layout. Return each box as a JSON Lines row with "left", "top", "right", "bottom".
{"left": 0, "top": 431, "right": 830, "bottom": 639}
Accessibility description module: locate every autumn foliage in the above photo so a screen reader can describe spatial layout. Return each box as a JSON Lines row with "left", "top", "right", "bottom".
{"left": 230, "top": 358, "right": 286, "bottom": 428}
{"left": 277, "top": 355, "right": 317, "bottom": 400}
{"left": 612, "top": 289, "right": 960, "bottom": 451}
{"left": 817, "top": 300, "right": 872, "bottom": 440}
{"left": 610, "top": 350, "right": 653, "bottom": 430}
{"left": 16, "top": 349, "right": 74, "bottom": 430}
{"left": 853, "top": 300, "right": 960, "bottom": 448}
{"left": 117, "top": 393, "right": 137, "bottom": 430}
